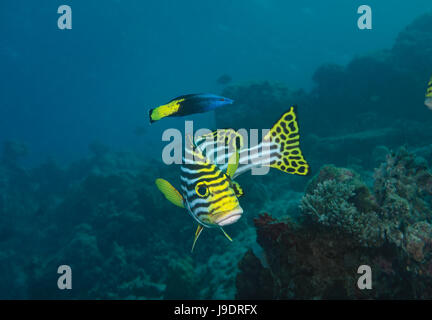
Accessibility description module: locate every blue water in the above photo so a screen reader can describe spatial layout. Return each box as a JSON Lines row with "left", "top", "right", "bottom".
{"left": 1, "top": 0, "right": 431, "bottom": 165}
{"left": 1, "top": 0, "right": 432, "bottom": 299}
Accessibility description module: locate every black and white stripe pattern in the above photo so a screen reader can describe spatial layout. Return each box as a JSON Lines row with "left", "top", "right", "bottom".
{"left": 180, "top": 142, "right": 238, "bottom": 226}
{"left": 194, "top": 138, "right": 281, "bottom": 178}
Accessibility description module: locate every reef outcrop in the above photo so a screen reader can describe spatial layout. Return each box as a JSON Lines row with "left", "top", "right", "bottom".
{"left": 236, "top": 148, "right": 432, "bottom": 299}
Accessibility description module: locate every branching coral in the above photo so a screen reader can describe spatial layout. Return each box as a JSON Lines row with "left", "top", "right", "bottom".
{"left": 301, "top": 165, "right": 382, "bottom": 247}
{"left": 236, "top": 149, "right": 432, "bottom": 299}
{"left": 374, "top": 147, "right": 432, "bottom": 220}
{"left": 301, "top": 148, "right": 432, "bottom": 261}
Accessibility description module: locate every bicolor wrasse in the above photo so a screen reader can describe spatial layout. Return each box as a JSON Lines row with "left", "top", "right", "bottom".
{"left": 149, "top": 93, "right": 234, "bottom": 124}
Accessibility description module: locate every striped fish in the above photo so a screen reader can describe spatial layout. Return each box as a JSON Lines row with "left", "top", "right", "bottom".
{"left": 155, "top": 106, "right": 309, "bottom": 251}
{"left": 425, "top": 76, "right": 432, "bottom": 110}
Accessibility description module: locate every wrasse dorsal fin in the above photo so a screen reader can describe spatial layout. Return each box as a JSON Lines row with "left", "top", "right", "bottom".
{"left": 168, "top": 94, "right": 197, "bottom": 102}
{"left": 155, "top": 178, "right": 185, "bottom": 208}
{"left": 191, "top": 225, "right": 204, "bottom": 253}
{"left": 264, "top": 106, "right": 310, "bottom": 176}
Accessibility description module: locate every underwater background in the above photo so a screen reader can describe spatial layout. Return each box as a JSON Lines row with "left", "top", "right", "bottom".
{"left": 1, "top": 0, "right": 432, "bottom": 299}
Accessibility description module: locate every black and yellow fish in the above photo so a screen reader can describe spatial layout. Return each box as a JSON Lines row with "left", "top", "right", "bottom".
{"left": 149, "top": 93, "right": 234, "bottom": 124}
{"left": 425, "top": 76, "right": 432, "bottom": 110}
{"left": 155, "top": 106, "right": 309, "bottom": 251}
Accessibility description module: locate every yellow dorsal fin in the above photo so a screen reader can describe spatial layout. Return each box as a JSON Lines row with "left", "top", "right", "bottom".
{"left": 226, "top": 148, "right": 240, "bottom": 178}
{"left": 220, "top": 227, "right": 232, "bottom": 242}
{"left": 191, "top": 225, "right": 204, "bottom": 252}
{"left": 155, "top": 178, "right": 185, "bottom": 208}
{"left": 263, "top": 106, "right": 310, "bottom": 176}
{"left": 186, "top": 135, "right": 207, "bottom": 163}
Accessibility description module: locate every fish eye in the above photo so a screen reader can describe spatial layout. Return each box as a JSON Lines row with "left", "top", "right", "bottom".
{"left": 195, "top": 183, "right": 209, "bottom": 197}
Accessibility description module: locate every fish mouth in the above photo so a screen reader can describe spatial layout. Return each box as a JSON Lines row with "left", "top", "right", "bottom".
{"left": 214, "top": 208, "right": 243, "bottom": 226}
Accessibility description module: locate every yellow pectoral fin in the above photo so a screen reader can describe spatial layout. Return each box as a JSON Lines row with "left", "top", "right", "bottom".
{"left": 155, "top": 178, "right": 185, "bottom": 208}
{"left": 191, "top": 225, "right": 204, "bottom": 253}
{"left": 220, "top": 227, "right": 233, "bottom": 242}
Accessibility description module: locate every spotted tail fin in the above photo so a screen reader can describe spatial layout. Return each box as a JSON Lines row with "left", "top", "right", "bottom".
{"left": 263, "top": 106, "right": 309, "bottom": 176}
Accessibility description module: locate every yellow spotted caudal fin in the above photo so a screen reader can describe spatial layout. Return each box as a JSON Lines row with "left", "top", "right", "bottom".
{"left": 155, "top": 178, "right": 185, "bottom": 208}
{"left": 264, "top": 106, "right": 309, "bottom": 176}
{"left": 191, "top": 225, "right": 204, "bottom": 252}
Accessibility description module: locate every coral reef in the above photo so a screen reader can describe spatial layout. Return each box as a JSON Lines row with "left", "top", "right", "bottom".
{"left": 301, "top": 148, "right": 432, "bottom": 251}
{"left": 302, "top": 147, "right": 432, "bottom": 255}
{"left": 301, "top": 165, "right": 383, "bottom": 247}
{"left": 236, "top": 148, "right": 432, "bottom": 299}
{"left": 2, "top": 12, "right": 432, "bottom": 300}
{"left": 0, "top": 143, "right": 259, "bottom": 299}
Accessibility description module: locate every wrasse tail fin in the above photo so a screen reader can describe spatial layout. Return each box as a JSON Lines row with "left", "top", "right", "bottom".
{"left": 155, "top": 178, "right": 185, "bottom": 208}
{"left": 191, "top": 225, "right": 204, "bottom": 252}
{"left": 149, "top": 107, "right": 165, "bottom": 123}
{"left": 149, "top": 108, "right": 156, "bottom": 124}
{"left": 149, "top": 99, "right": 184, "bottom": 123}
{"left": 264, "top": 106, "right": 310, "bottom": 176}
